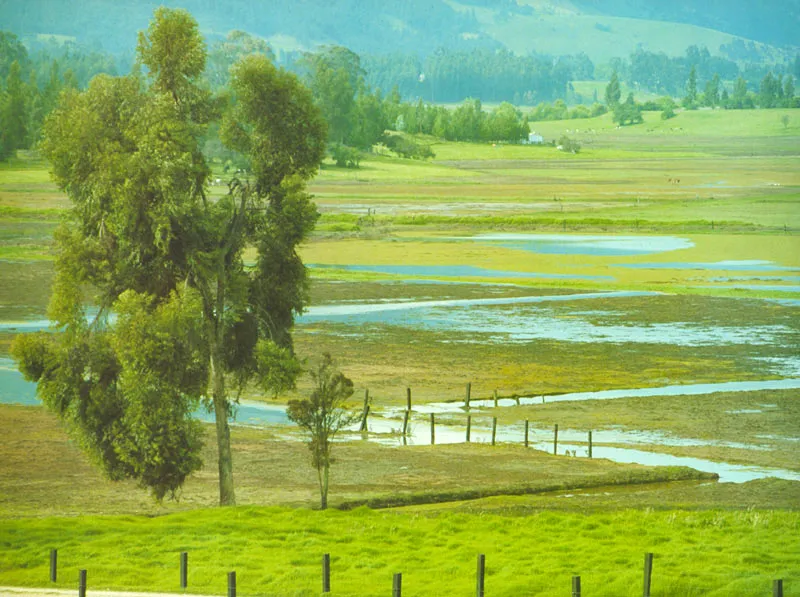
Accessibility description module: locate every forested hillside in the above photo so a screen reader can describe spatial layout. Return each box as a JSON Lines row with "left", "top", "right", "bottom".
{"left": 1, "top": 0, "right": 796, "bottom": 59}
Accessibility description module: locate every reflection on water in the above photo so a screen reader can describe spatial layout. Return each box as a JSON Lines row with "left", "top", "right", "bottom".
{"left": 468, "top": 233, "right": 694, "bottom": 256}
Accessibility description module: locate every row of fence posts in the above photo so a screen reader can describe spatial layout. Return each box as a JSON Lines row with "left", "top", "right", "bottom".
{"left": 405, "top": 411, "right": 593, "bottom": 456}
{"left": 364, "top": 386, "right": 592, "bottom": 455}
{"left": 47, "top": 549, "right": 786, "bottom": 596}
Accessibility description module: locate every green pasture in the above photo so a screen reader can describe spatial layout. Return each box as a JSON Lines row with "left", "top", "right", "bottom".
{"left": 1, "top": 505, "right": 798, "bottom": 597}
{"left": 530, "top": 108, "right": 800, "bottom": 139}
{"left": 488, "top": 10, "right": 741, "bottom": 64}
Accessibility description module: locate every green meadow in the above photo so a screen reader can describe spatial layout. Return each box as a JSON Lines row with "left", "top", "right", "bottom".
{"left": 0, "top": 108, "right": 798, "bottom": 595}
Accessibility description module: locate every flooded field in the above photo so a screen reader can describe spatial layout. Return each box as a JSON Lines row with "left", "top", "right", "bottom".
{"left": 2, "top": 228, "right": 798, "bottom": 486}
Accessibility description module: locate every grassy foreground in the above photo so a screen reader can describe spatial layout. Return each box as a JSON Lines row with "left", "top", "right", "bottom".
{"left": 1, "top": 506, "right": 798, "bottom": 597}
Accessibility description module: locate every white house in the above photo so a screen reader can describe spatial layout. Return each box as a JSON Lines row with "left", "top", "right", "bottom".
{"left": 526, "top": 131, "right": 544, "bottom": 144}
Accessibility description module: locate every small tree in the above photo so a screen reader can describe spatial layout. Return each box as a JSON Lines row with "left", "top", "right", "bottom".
{"left": 287, "top": 354, "right": 357, "bottom": 509}
{"left": 604, "top": 71, "right": 621, "bottom": 108}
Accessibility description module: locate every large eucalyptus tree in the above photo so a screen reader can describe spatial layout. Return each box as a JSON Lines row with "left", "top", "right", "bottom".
{"left": 12, "top": 8, "right": 326, "bottom": 505}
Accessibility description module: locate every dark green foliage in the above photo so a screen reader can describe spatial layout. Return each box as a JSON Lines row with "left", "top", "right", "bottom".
{"left": 702, "top": 73, "right": 721, "bottom": 107}
{"left": 15, "top": 8, "right": 327, "bottom": 504}
{"left": 287, "top": 354, "right": 357, "bottom": 509}
{"left": 380, "top": 133, "right": 435, "bottom": 160}
{"left": 363, "top": 48, "right": 577, "bottom": 105}
{"left": 1, "top": 60, "right": 27, "bottom": 157}
{"left": 683, "top": 65, "right": 698, "bottom": 109}
{"left": 604, "top": 71, "right": 621, "bottom": 107}
{"left": 613, "top": 93, "right": 643, "bottom": 126}
{"left": 529, "top": 100, "right": 606, "bottom": 122}
{"left": 329, "top": 143, "right": 361, "bottom": 168}
{"left": 759, "top": 72, "right": 780, "bottom": 108}
{"left": 557, "top": 135, "right": 581, "bottom": 153}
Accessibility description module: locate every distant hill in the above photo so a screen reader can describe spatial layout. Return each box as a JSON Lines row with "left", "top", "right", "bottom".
{"left": 568, "top": 0, "right": 800, "bottom": 49}
{"left": 0, "top": 0, "right": 796, "bottom": 60}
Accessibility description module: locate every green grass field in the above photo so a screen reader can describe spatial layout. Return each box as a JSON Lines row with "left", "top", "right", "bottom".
{"left": 1, "top": 505, "right": 798, "bottom": 597}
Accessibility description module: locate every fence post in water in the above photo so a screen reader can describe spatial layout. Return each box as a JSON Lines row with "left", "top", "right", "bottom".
{"left": 491, "top": 417, "right": 497, "bottom": 446}
{"left": 402, "top": 410, "right": 410, "bottom": 438}
{"left": 476, "top": 554, "right": 485, "bottom": 597}
{"left": 392, "top": 572, "right": 402, "bottom": 597}
{"left": 554, "top": 424, "right": 559, "bottom": 455}
{"left": 588, "top": 431, "right": 593, "bottom": 459}
{"left": 359, "top": 389, "right": 370, "bottom": 432}
{"left": 643, "top": 553, "right": 654, "bottom": 597}
{"left": 227, "top": 571, "right": 236, "bottom": 597}
{"left": 773, "top": 579, "right": 784, "bottom": 597}
{"left": 406, "top": 387, "right": 412, "bottom": 412}
{"left": 180, "top": 551, "right": 188, "bottom": 589}
{"left": 493, "top": 389, "right": 498, "bottom": 408}
{"left": 465, "top": 382, "right": 471, "bottom": 409}
{"left": 524, "top": 420, "right": 529, "bottom": 448}
{"left": 466, "top": 415, "right": 472, "bottom": 443}
{"left": 572, "top": 575, "right": 581, "bottom": 597}
{"left": 430, "top": 413, "right": 435, "bottom": 445}
{"left": 322, "top": 553, "right": 331, "bottom": 593}
{"left": 49, "top": 549, "right": 57, "bottom": 582}
{"left": 78, "top": 570, "right": 87, "bottom": 597}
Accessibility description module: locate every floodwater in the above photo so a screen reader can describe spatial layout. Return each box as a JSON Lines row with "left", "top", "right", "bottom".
{"left": 300, "top": 292, "right": 793, "bottom": 347}
{"left": 352, "top": 415, "right": 800, "bottom": 484}
{"left": 466, "top": 233, "right": 695, "bottom": 256}
{"left": 420, "top": 378, "right": 800, "bottom": 410}
{"left": 4, "top": 365, "right": 797, "bottom": 484}
{"left": 617, "top": 260, "right": 800, "bottom": 271}
{"left": 309, "top": 263, "right": 613, "bottom": 281}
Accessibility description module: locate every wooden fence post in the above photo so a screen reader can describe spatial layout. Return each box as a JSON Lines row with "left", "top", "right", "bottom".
{"left": 643, "top": 553, "right": 653, "bottom": 597}
{"left": 78, "top": 570, "right": 87, "bottom": 597}
{"left": 466, "top": 415, "right": 472, "bottom": 443}
{"left": 773, "top": 579, "right": 784, "bottom": 597}
{"left": 493, "top": 389, "right": 498, "bottom": 408}
{"left": 588, "top": 431, "right": 593, "bottom": 458}
{"left": 359, "top": 389, "right": 370, "bottom": 432}
{"left": 406, "top": 387, "right": 412, "bottom": 412}
{"left": 572, "top": 575, "right": 581, "bottom": 597}
{"left": 465, "top": 382, "right": 471, "bottom": 409}
{"left": 402, "top": 410, "right": 410, "bottom": 438}
{"left": 227, "top": 571, "right": 236, "bottom": 597}
{"left": 49, "top": 549, "right": 57, "bottom": 583}
{"left": 524, "top": 420, "right": 529, "bottom": 448}
{"left": 476, "top": 554, "right": 485, "bottom": 597}
{"left": 393, "top": 572, "right": 402, "bottom": 597}
{"left": 322, "top": 553, "right": 331, "bottom": 593}
{"left": 491, "top": 417, "right": 497, "bottom": 446}
{"left": 554, "top": 424, "right": 559, "bottom": 455}
{"left": 180, "top": 551, "right": 188, "bottom": 589}
{"left": 430, "top": 413, "right": 435, "bottom": 445}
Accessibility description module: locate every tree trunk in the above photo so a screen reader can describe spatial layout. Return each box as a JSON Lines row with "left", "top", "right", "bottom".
{"left": 212, "top": 355, "right": 236, "bottom": 506}
{"left": 213, "top": 397, "right": 235, "bottom": 505}
{"left": 210, "top": 269, "right": 235, "bottom": 506}
{"left": 319, "top": 464, "right": 329, "bottom": 510}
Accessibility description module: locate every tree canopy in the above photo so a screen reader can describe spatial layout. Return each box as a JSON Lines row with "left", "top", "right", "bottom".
{"left": 12, "top": 7, "right": 327, "bottom": 504}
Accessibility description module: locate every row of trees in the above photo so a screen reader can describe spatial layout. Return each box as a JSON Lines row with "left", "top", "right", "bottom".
{"left": 681, "top": 68, "right": 797, "bottom": 110}
{"left": 0, "top": 32, "right": 122, "bottom": 159}
{"left": 602, "top": 66, "right": 798, "bottom": 128}
{"left": 362, "top": 48, "right": 586, "bottom": 105}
